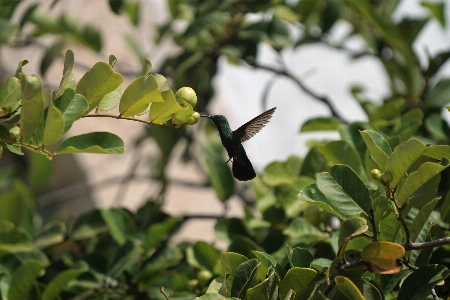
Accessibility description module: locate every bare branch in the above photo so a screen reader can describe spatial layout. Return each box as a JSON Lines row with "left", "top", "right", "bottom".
{"left": 248, "top": 62, "right": 348, "bottom": 124}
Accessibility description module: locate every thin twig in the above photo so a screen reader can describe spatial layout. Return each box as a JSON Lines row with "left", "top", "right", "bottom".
{"left": 431, "top": 288, "right": 439, "bottom": 300}
{"left": 248, "top": 62, "right": 348, "bottom": 124}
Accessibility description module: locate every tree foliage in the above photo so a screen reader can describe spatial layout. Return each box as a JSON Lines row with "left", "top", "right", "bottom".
{"left": 1, "top": 0, "right": 450, "bottom": 299}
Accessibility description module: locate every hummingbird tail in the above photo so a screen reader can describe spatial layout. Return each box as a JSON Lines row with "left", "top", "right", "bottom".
{"left": 232, "top": 144, "right": 256, "bottom": 181}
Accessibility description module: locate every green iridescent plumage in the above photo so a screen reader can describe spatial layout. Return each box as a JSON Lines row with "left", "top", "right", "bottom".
{"left": 203, "top": 107, "right": 276, "bottom": 181}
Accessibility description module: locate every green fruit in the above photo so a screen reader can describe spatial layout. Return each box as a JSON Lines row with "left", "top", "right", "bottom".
{"left": 175, "top": 87, "right": 197, "bottom": 107}
{"left": 381, "top": 171, "right": 393, "bottom": 184}
{"left": 370, "top": 169, "right": 382, "bottom": 181}
{"left": 197, "top": 270, "right": 212, "bottom": 286}
{"left": 187, "top": 112, "right": 200, "bottom": 125}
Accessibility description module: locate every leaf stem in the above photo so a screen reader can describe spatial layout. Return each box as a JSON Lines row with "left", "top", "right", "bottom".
{"left": 82, "top": 113, "right": 162, "bottom": 126}
{"left": 0, "top": 139, "right": 55, "bottom": 157}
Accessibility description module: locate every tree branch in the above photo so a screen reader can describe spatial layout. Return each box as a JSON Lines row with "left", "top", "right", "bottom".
{"left": 248, "top": 62, "right": 348, "bottom": 124}
{"left": 403, "top": 237, "right": 450, "bottom": 251}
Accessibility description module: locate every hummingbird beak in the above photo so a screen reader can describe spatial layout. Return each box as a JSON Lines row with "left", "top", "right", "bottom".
{"left": 200, "top": 115, "right": 211, "bottom": 118}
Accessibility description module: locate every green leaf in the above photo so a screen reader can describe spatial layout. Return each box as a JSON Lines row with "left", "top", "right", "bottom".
{"left": 410, "top": 221, "right": 433, "bottom": 267}
{"left": 195, "top": 294, "right": 240, "bottom": 300}
{"left": 204, "top": 142, "right": 235, "bottom": 201}
{"left": 311, "top": 258, "right": 332, "bottom": 272}
{"left": 398, "top": 17, "right": 429, "bottom": 45}
{"left": 382, "top": 270, "right": 412, "bottom": 295}
{"left": 283, "top": 217, "right": 329, "bottom": 249}
{"left": 40, "top": 39, "right": 67, "bottom": 76}
{"left": 43, "top": 102, "right": 64, "bottom": 146}
{"left": 423, "top": 145, "right": 450, "bottom": 160}
{"left": 397, "top": 162, "right": 447, "bottom": 205}
{"left": 379, "top": 213, "right": 402, "bottom": 243}
{"left": 42, "top": 261, "right": 88, "bottom": 300}
{"left": 316, "top": 165, "right": 372, "bottom": 217}
{"left": 299, "top": 147, "right": 328, "bottom": 178}
{"left": 100, "top": 208, "right": 137, "bottom": 245}
{"left": 421, "top": 1, "right": 446, "bottom": 28}
{"left": 109, "top": 55, "right": 117, "bottom": 67}
{"left": 54, "top": 88, "right": 88, "bottom": 134}
{"left": 15, "top": 60, "right": 28, "bottom": 78}
{"left": 0, "top": 229, "right": 33, "bottom": 253}
{"left": 360, "top": 130, "right": 391, "bottom": 171}
{"left": 221, "top": 253, "right": 249, "bottom": 277}
{"left": 397, "top": 265, "right": 450, "bottom": 300}
{"left": 253, "top": 251, "right": 286, "bottom": 279}
{"left": 34, "top": 221, "right": 65, "bottom": 248}
{"left": 298, "top": 184, "right": 343, "bottom": 219}
{"left": 287, "top": 246, "right": 314, "bottom": 268}
{"left": 395, "top": 108, "right": 423, "bottom": 141}
{"left": 262, "top": 161, "right": 296, "bottom": 186}
{"left": 55, "top": 132, "right": 124, "bottom": 155}
{"left": 75, "top": 62, "right": 124, "bottom": 113}
{"left": 385, "top": 139, "right": 426, "bottom": 188}
{"left": 281, "top": 176, "right": 316, "bottom": 218}
{"left": 119, "top": 75, "right": 164, "bottom": 117}
{"left": 186, "top": 241, "right": 221, "bottom": 273}
{"left": 409, "top": 198, "right": 440, "bottom": 242}
{"left": 108, "top": 239, "right": 143, "bottom": 277}
{"left": 138, "top": 244, "right": 182, "bottom": 276}
{"left": 338, "top": 217, "right": 369, "bottom": 249}
{"left": 98, "top": 83, "right": 122, "bottom": 111}
{"left": 142, "top": 217, "right": 180, "bottom": 251}
{"left": 425, "top": 77, "right": 450, "bottom": 107}
{"left": 150, "top": 89, "right": 184, "bottom": 124}
{"left": 215, "top": 219, "right": 249, "bottom": 243}
{"left": 316, "top": 140, "right": 365, "bottom": 179}
{"left": 19, "top": 74, "right": 45, "bottom": 138}
{"left": 0, "top": 77, "right": 21, "bottom": 109}
{"left": 0, "top": 180, "right": 35, "bottom": 235}
{"left": 300, "top": 117, "right": 342, "bottom": 132}
{"left": 8, "top": 260, "right": 46, "bottom": 300}
{"left": 231, "top": 259, "right": 260, "bottom": 299}
{"left": 81, "top": 24, "right": 102, "bottom": 52}
{"left": 334, "top": 276, "right": 365, "bottom": 299}
{"left": 152, "top": 73, "right": 170, "bottom": 91}
{"left": 57, "top": 49, "right": 75, "bottom": 97}
{"left": 279, "top": 267, "right": 317, "bottom": 300}
{"left": 70, "top": 209, "right": 108, "bottom": 240}
{"left": 425, "top": 114, "right": 447, "bottom": 141}
{"left": 246, "top": 268, "right": 279, "bottom": 300}
{"left": 141, "top": 58, "right": 152, "bottom": 76}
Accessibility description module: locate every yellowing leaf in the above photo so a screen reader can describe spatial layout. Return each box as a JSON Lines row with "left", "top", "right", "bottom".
{"left": 361, "top": 241, "right": 404, "bottom": 274}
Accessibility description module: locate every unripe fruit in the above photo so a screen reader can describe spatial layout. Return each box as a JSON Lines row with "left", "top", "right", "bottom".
{"left": 187, "top": 279, "right": 198, "bottom": 291}
{"left": 187, "top": 112, "right": 200, "bottom": 125}
{"left": 197, "top": 270, "right": 212, "bottom": 286}
{"left": 370, "top": 169, "right": 382, "bottom": 181}
{"left": 175, "top": 87, "right": 197, "bottom": 107}
{"left": 381, "top": 171, "right": 393, "bottom": 184}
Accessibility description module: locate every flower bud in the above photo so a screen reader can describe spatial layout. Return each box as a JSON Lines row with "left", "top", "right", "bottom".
{"left": 370, "top": 169, "right": 382, "bottom": 181}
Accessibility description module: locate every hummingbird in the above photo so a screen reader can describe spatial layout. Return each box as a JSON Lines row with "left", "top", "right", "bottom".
{"left": 202, "top": 107, "right": 276, "bottom": 181}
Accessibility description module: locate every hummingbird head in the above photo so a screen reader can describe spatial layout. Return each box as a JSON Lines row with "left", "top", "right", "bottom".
{"left": 201, "top": 114, "right": 230, "bottom": 130}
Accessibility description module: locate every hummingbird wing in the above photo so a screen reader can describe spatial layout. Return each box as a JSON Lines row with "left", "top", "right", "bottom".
{"left": 234, "top": 107, "right": 276, "bottom": 143}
